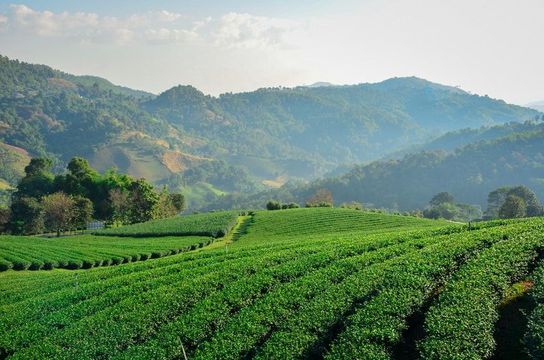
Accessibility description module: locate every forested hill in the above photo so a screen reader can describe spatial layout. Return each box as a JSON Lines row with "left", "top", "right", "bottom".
{"left": 386, "top": 120, "right": 544, "bottom": 158}
{"left": 0, "top": 55, "right": 541, "bottom": 206}
{"left": 296, "top": 127, "right": 544, "bottom": 211}
{"left": 144, "top": 77, "right": 540, "bottom": 179}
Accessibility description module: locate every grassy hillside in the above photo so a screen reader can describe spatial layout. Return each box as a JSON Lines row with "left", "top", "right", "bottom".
{"left": 0, "top": 142, "right": 31, "bottom": 186}
{"left": 1, "top": 208, "right": 543, "bottom": 359}
{"left": 95, "top": 211, "right": 239, "bottom": 238}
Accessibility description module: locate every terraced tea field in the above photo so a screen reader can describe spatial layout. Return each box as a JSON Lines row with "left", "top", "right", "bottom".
{"left": 0, "top": 211, "right": 239, "bottom": 271}
{"left": 1, "top": 208, "right": 543, "bottom": 359}
{"left": 95, "top": 210, "right": 238, "bottom": 237}
{"left": 0, "top": 235, "right": 213, "bottom": 271}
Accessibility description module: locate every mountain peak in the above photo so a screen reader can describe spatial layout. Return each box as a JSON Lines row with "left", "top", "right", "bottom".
{"left": 305, "top": 82, "right": 336, "bottom": 88}
{"left": 373, "top": 76, "right": 467, "bottom": 94}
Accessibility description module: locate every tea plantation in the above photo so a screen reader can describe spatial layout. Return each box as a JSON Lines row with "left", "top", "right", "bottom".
{"left": 1, "top": 208, "right": 543, "bottom": 359}
{"left": 0, "top": 211, "right": 240, "bottom": 271}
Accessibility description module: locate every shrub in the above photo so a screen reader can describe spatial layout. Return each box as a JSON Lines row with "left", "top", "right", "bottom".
{"left": 266, "top": 201, "right": 282, "bottom": 210}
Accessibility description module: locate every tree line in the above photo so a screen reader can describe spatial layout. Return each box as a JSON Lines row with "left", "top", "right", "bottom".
{"left": 0, "top": 157, "right": 185, "bottom": 236}
{"left": 422, "top": 185, "right": 544, "bottom": 222}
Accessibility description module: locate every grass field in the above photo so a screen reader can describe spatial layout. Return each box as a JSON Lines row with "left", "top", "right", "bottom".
{"left": 0, "top": 208, "right": 543, "bottom": 359}
{"left": 94, "top": 211, "right": 238, "bottom": 238}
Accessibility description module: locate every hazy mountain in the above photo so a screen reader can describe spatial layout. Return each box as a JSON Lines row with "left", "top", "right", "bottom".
{"left": 305, "top": 82, "right": 336, "bottom": 88}
{"left": 290, "top": 126, "right": 544, "bottom": 211}
{"left": 385, "top": 120, "right": 544, "bottom": 159}
{"left": 0, "top": 54, "right": 541, "bottom": 209}
{"left": 145, "top": 76, "right": 539, "bottom": 182}
{"left": 527, "top": 101, "right": 544, "bottom": 112}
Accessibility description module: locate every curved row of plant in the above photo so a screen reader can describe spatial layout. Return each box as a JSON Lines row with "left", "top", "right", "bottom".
{"left": 94, "top": 211, "right": 239, "bottom": 238}
{"left": 0, "top": 235, "right": 214, "bottom": 271}
{"left": 419, "top": 219, "right": 544, "bottom": 359}
{"left": 115, "top": 229, "right": 446, "bottom": 359}
{"left": 252, "top": 223, "right": 524, "bottom": 360}
{"left": 241, "top": 207, "right": 448, "bottom": 241}
{"left": 1, "top": 211, "right": 540, "bottom": 359}
{"left": 525, "top": 262, "right": 544, "bottom": 359}
{"left": 0, "top": 223, "right": 447, "bottom": 359}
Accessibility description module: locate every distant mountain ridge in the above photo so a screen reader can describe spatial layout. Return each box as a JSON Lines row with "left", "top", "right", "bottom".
{"left": 144, "top": 76, "right": 539, "bottom": 180}
{"left": 0, "top": 54, "right": 541, "bottom": 209}
{"left": 209, "top": 121, "right": 544, "bottom": 212}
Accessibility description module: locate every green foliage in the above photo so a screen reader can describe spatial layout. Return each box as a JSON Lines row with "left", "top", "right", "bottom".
{"left": 266, "top": 200, "right": 300, "bottom": 210}
{"left": 127, "top": 179, "right": 159, "bottom": 224}
{"left": 266, "top": 200, "right": 282, "bottom": 210}
{"left": 282, "top": 129, "right": 544, "bottom": 212}
{"left": 5, "top": 156, "right": 186, "bottom": 233}
{"left": 0, "top": 234, "right": 213, "bottom": 271}
{"left": 0, "top": 54, "right": 539, "bottom": 194}
{"left": 525, "top": 263, "right": 544, "bottom": 359}
{"left": 72, "top": 196, "right": 94, "bottom": 230}
{"left": 430, "top": 192, "right": 454, "bottom": 206}
{"left": 9, "top": 197, "right": 44, "bottom": 235}
{"left": 499, "top": 195, "right": 527, "bottom": 219}
{"left": 487, "top": 185, "right": 543, "bottom": 219}
{"left": 419, "top": 219, "right": 544, "bottom": 359}
{"left": 423, "top": 193, "right": 482, "bottom": 221}
{"left": 0, "top": 209, "right": 543, "bottom": 359}
{"left": 94, "top": 211, "right": 238, "bottom": 238}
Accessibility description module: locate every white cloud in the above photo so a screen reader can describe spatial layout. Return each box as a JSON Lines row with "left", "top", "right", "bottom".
{"left": 144, "top": 28, "right": 198, "bottom": 44}
{"left": 2, "top": 5, "right": 295, "bottom": 49}
{"left": 213, "top": 12, "right": 296, "bottom": 49}
{"left": 5, "top": 5, "right": 196, "bottom": 45}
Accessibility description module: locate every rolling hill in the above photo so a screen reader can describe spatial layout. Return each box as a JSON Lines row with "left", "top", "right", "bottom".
{"left": 1, "top": 208, "right": 543, "bottom": 359}
{"left": 299, "top": 126, "right": 544, "bottom": 211}
{"left": 0, "top": 54, "right": 541, "bottom": 209}
{"left": 204, "top": 121, "right": 544, "bottom": 212}
{"left": 144, "top": 78, "right": 540, "bottom": 180}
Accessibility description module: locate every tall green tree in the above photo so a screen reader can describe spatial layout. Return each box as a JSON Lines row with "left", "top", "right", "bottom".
{"left": 430, "top": 192, "right": 455, "bottom": 207}
{"left": 9, "top": 197, "right": 44, "bottom": 235}
{"left": 42, "top": 192, "right": 76, "bottom": 237}
{"left": 72, "top": 195, "right": 94, "bottom": 230}
{"left": 15, "top": 157, "right": 54, "bottom": 199}
{"left": 128, "top": 179, "right": 159, "bottom": 223}
{"left": 499, "top": 195, "right": 527, "bottom": 219}
{"left": 486, "top": 185, "right": 543, "bottom": 219}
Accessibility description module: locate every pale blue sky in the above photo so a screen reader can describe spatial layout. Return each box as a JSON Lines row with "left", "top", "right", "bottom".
{"left": 0, "top": 1, "right": 542, "bottom": 105}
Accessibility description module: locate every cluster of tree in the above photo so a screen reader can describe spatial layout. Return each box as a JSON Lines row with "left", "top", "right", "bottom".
{"left": 422, "top": 186, "right": 544, "bottom": 222}
{"left": 485, "top": 186, "right": 544, "bottom": 219}
{"left": 422, "top": 192, "right": 482, "bottom": 222}
{"left": 2, "top": 157, "right": 185, "bottom": 235}
{"left": 265, "top": 201, "right": 300, "bottom": 210}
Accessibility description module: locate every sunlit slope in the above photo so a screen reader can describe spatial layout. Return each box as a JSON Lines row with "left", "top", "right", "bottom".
{"left": 238, "top": 208, "right": 451, "bottom": 241}
{"left": 0, "top": 209, "right": 542, "bottom": 360}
